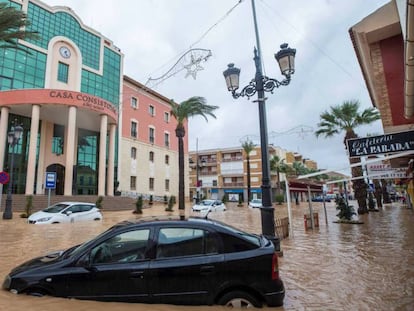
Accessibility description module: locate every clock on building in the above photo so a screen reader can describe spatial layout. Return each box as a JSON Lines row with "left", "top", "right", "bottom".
{"left": 59, "top": 46, "right": 71, "bottom": 59}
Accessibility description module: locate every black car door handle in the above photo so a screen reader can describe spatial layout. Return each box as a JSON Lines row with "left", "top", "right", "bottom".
{"left": 200, "top": 265, "right": 215, "bottom": 275}
{"left": 130, "top": 271, "right": 144, "bottom": 278}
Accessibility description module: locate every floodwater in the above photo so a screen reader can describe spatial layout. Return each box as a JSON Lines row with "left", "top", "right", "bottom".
{"left": 0, "top": 201, "right": 413, "bottom": 310}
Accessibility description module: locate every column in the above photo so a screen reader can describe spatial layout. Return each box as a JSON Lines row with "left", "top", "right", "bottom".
{"left": 0, "top": 107, "right": 9, "bottom": 210}
{"left": 106, "top": 123, "right": 116, "bottom": 196}
{"left": 0, "top": 107, "right": 10, "bottom": 171}
{"left": 25, "top": 105, "right": 40, "bottom": 195}
{"left": 64, "top": 106, "right": 77, "bottom": 196}
{"left": 35, "top": 121, "right": 47, "bottom": 195}
{"left": 98, "top": 115, "right": 107, "bottom": 196}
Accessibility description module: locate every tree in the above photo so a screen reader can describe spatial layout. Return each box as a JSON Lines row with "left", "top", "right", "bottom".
{"left": 241, "top": 139, "right": 255, "bottom": 201}
{"left": 0, "top": 3, "right": 39, "bottom": 51}
{"left": 315, "top": 100, "right": 380, "bottom": 214}
{"left": 270, "top": 155, "right": 287, "bottom": 195}
{"left": 292, "top": 161, "right": 307, "bottom": 177}
{"left": 169, "top": 96, "right": 218, "bottom": 211}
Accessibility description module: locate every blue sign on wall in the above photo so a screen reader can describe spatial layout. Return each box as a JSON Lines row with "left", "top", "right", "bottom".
{"left": 45, "top": 172, "right": 56, "bottom": 189}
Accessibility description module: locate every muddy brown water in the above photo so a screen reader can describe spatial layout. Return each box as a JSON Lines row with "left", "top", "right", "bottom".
{"left": 0, "top": 202, "right": 413, "bottom": 310}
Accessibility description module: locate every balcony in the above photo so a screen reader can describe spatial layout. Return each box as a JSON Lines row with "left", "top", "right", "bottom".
{"left": 222, "top": 156, "right": 243, "bottom": 162}
{"left": 223, "top": 182, "right": 244, "bottom": 187}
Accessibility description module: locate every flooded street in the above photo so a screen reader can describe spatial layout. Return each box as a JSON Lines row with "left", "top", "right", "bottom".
{"left": 0, "top": 201, "right": 413, "bottom": 310}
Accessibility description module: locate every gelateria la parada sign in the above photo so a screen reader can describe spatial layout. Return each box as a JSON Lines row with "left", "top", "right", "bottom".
{"left": 346, "top": 130, "right": 414, "bottom": 158}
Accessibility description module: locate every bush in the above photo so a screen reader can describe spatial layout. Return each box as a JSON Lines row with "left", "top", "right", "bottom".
{"left": 134, "top": 195, "right": 143, "bottom": 214}
{"left": 335, "top": 196, "right": 355, "bottom": 220}
{"left": 222, "top": 194, "right": 228, "bottom": 204}
{"left": 163, "top": 195, "right": 168, "bottom": 205}
{"left": 96, "top": 196, "right": 103, "bottom": 209}
{"left": 20, "top": 195, "right": 33, "bottom": 218}
{"left": 275, "top": 194, "right": 284, "bottom": 205}
{"left": 165, "top": 196, "right": 174, "bottom": 212}
{"left": 149, "top": 195, "right": 153, "bottom": 205}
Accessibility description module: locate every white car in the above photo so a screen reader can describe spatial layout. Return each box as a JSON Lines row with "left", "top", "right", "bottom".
{"left": 192, "top": 199, "right": 226, "bottom": 212}
{"left": 28, "top": 202, "right": 103, "bottom": 224}
{"left": 249, "top": 199, "right": 262, "bottom": 208}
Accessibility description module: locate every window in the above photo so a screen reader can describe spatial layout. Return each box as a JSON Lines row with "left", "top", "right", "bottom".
{"left": 149, "top": 127, "right": 155, "bottom": 144}
{"left": 131, "top": 97, "right": 138, "bottom": 109}
{"left": 164, "top": 112, "right": 170, "bottom": 122}
{"left": 156, "top": 228, "right": 218, "bottom": 258}
{"left": 131, "top": 147, "right": 137, "bottom": 159}
{"left": 149, "top": 151, "right": 154, "bottom": 162}
{"left": 213, "top": 180, "right": 217, "bottom": 187}
{"left": 90, "top": 229, "right": 150, "bottom": 264}
{"left": 165, "top": 155, "right": 169, "bottom": 165}
{"left": 130, "top": 176, "right": 136, "bottom": 190}
{"left": 149, "top": 105, "right": 155, "bottom": 116}
{"left": 165, "top": 179, "right": 170, "bottom": 191}
{"left": 131, "top": 121, "right": 137, "bottom": 138}
{"left": 149, "top": 177, "right": 154, "bottom": 191}
{"left": 57, "top": 61, "right": 69, "bottom": 83}
{"left": 164, "top": 132, "right": 170, "bottom": 148}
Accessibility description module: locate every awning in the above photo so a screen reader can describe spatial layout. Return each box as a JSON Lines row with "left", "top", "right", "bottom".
{"left": 288, "top": 178, "right": 323, "bottom": 193}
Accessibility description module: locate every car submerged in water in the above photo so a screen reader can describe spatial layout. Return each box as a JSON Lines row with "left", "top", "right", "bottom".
{"left": 27, "top": 202, "right": 102, "bottom": 224}
{"left": 3, "top": 216, "right": 285, "bottom": 308}
{"left": 192, "top": 199, "right": 226, "bottom": 213}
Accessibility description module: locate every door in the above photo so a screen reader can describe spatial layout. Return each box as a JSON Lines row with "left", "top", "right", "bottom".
{"left": 65, "top": 228, "right": 151, "bottom": 302}
{"left": 148, "top": 227, "right": 223, "bottom": 305}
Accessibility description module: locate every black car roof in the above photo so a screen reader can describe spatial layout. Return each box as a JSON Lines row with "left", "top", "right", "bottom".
{"left": 110, "top": 215, "right": 217, "bottom": 230}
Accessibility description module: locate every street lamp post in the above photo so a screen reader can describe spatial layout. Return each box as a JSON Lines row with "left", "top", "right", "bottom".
{"left": 223, "top": 0, "right": 296, "bottom": 250}
{"left": 3, "top": 122, "right": 23, "bottom": 220}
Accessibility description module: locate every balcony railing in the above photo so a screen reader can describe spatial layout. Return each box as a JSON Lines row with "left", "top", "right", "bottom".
{"left": 223, "top": 182, "right": 244, "bottom": 187}
{"left": 222, "top": 156, "right": 243, "bottom": 162}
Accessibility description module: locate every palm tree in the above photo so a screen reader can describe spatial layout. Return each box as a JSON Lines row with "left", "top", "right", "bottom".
{"left": 270, "top": 155, "right": 286, "bottom": 195}
{"left": 169, "top": 97, "right": 218, "bottom": 211}
{"left": 241, "top": 139, "right": 255, "bottom": 202}
{"left": 292, "top": 161, "right": 308, "bottom": 177}
{"left": 0, "top": 3, "right": 39, "bottom": 51}
{"left": 315, "top": 100, "right": 380, "bottom": 214}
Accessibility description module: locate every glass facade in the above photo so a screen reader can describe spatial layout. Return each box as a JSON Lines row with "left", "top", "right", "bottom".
{"left": 0, "top": 0, "right": 122, "bottom": 195}
{"left": 0, "top": 48, "right": 46, "bottom": 90}
{"left": 0, "top": 0, "right": 121, "bottom": 106}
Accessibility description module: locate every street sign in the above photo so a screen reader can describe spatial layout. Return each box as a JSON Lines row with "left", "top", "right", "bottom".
{"left": 346, "top": 130, "right": 414, "bottom": 158}
{"left": 0, "top": 171, "right": 10, "bottom": 184}
{"left": 45, "top": 172, "right": 56, "bottom": 189}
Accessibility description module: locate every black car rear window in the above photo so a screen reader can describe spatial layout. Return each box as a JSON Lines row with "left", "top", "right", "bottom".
{"left": 220, "top": 233, "right": 259, "bottom": 253}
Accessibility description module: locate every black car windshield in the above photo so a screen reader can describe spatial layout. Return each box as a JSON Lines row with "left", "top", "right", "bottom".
{"left": 62, "top": 229, "right": 112, "bottom": 259}
{"left": 43, "top": 203, "right": 69, "bottom": 213}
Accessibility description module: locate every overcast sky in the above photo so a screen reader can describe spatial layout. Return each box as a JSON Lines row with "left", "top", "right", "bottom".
{"left": 45, "top": 0, "right": 390, "bottom": 175}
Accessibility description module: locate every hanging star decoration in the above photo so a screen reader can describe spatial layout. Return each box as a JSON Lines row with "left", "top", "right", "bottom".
{"left": 145, "top": 49, "right": 212, "bottom": 87}
{"left": 184, "top": 50, "right": 212, "bottom": 79}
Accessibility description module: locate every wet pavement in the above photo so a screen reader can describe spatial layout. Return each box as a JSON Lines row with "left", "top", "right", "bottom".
{"left": 0, "top": 201, "right": 413, "bottom": 310}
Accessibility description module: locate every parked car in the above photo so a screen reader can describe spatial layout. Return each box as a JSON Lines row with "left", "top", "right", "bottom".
{"left": 192, "top": 199, "right": 226, "bottom": 212}
{"left": 27, "top": 202, "right": 103, "bottom": 224}
{"left": 311, "top": 196, "right": 331, "bottom": 202}
{"left": 249, "top": 199, "right": 262, "bottom": 208}
{"left": 3, "top": 216, "right": 285, "bottom": 307}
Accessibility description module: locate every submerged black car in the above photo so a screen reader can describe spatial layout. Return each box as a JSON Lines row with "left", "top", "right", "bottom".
{"left": 3, "top": 216, "right": 284, "bottom": 308}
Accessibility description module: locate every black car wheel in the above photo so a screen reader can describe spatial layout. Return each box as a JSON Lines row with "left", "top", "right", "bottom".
{"left": 218, "top": 290, "right": 261, "bottom": 308}
{"left": 25, "top": 288, "right": 48, "bottom": 297}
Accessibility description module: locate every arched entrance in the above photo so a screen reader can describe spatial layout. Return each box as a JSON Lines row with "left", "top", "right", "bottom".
{"left": 46, "top": 164, "right": 65, "bottom": 195}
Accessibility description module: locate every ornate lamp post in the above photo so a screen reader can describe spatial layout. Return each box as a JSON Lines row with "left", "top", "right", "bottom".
{"left": 223, "top": 0, "right": 296, "bottom": 250}
{"left": 3, "top": 122, "right": 23, "bottom": 220}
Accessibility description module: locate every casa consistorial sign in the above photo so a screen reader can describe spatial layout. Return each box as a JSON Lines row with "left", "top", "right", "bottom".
{"left": 346, "top": 130, "right": 414, "bottom": 158}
